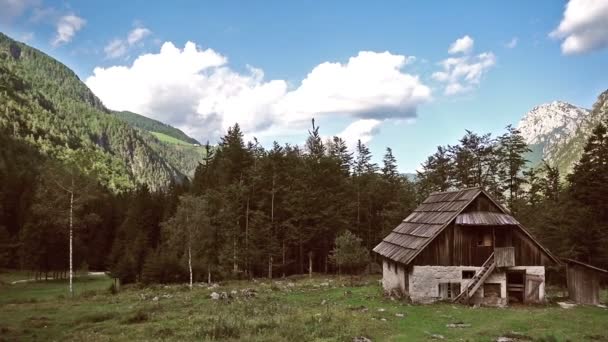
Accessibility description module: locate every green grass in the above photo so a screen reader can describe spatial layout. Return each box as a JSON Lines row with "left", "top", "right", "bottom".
{"left": 0, "top": 274, "right": 113, "bottom": 305}
{"left": 0, "top": 269, "right": 33, "bottom": 284}
{"left": 0, "top": 274, "right": 606, "bottom": 341}
{"left": 151, "top": 131, "right": 197, "bottom": 146}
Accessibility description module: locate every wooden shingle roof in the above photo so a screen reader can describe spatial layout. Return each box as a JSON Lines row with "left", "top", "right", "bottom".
{"left": 373, "top": 187, "right": 559, "bottom": 265}
{"left": 456, "top": 212, "right": 519, "bottom": 226}
{"left": 372, "top": 187, "right": 481, "bottom": 265}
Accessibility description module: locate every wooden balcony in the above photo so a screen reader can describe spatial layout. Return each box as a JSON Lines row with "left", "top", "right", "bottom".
{"left": 495, "top": 247, "right": 515, "bottom": 267}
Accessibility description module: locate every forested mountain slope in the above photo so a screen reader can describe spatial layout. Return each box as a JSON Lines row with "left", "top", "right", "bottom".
{"left": 518, "top": 91, "right": 608, "bottom": 175}
{"left": 0, "top": 32, "right": 204, "bottom": 191}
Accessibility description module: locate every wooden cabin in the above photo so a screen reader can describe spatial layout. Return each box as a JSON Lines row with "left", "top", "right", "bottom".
{"left": 563, "top": 258, "right": 607, "bottom": 305}
{"left": 373, "top": 187, "right": 559, "bottom": 306}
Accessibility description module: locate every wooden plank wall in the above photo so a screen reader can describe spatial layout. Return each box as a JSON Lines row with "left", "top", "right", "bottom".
{"left": 410, "top": 193, "right": 552, "bottom": 267}
{"left": 512, "top": 229, "right": 551, "bottom": 266}
{"left": 411, "top": 224, "right": 551, "bottom": 267}
{"left": 567, "top": 264, "right": 600, "bottom": 305}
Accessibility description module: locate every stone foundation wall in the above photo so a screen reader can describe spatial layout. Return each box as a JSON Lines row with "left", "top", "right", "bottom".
{"left": 509, "top": 266, "right": 545, "bottom": 301}
{"left": 382, "top": 259, "right": 407, "bottom": 295}
{"left": 407, "top": 265, "right": 545, "bottom": 306}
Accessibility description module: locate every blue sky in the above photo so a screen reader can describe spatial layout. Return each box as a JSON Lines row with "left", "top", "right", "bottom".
{"left": 2, "top": 0, "right": 608, "bottom": 172}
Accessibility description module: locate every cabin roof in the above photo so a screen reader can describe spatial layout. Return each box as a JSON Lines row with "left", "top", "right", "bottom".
{"left": 562, "top": 258, "right": 608, "bottom": 275}
{"left": 456, "top": 211, "right": 519, "bottom": 226}
{"left": 372, "top": 187, "right": 481, "bottom": 264}
{"left": 373, "top": 187, "right": 559, "bottom": 265}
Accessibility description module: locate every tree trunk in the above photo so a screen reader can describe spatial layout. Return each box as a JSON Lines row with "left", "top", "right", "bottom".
{"left": 271, "top": 174, "right": 275, "bottom": 223}
{"left": 308, "top": 251, "right": 313, "bottom": 278}
{"left": 188, "top": 242, "right": 193, "bottom": 289}
{"left": 207, "top": 265, "right": 211, "bottom": 284}
{"left": 282, "top": 240, "right": 286, "bottom": 278}
{"left": 233, "top": 219, "right": 238, "bottom": 274}
{"left": 268, "top": 255, "right": 273, "bottom": 279}
{"left": 356, "top": 181, "right": 361, "bottom": 230}
{"left": 245, "top": 196, "right": 250, "bottom": 276}
{"left": 298, "top": 238, "right": 303, "bottom": 274}
{"left": 69, "top": 185, "right": 74, "bottom": 297}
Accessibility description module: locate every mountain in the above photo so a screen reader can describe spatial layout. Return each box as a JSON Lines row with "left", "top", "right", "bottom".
{"left": 518, "top": 91, "right": 608, "bottom": 176}
{"left": 113, "top": 110, "right": 200, "bottom": 145}
{"left": 0, "top": 32, "right": 204, "bottom": 191}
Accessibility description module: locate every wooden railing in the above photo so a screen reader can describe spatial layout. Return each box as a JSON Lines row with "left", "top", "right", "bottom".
{"left": 453, "top": 253, "right": 496, "bottom": 304}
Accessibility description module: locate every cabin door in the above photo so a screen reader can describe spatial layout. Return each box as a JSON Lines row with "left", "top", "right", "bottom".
{"left": 524, "top": 274, "right": 543, "bottom": 303}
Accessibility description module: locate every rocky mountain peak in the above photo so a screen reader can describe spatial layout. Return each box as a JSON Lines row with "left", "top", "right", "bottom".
{"left": 518, "top": 101, "right": 589, "bottom": 146}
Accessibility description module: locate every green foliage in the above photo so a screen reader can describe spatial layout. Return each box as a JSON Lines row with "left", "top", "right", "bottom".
{"left": 0, "top": 32, "right": 206, "bottom": 192}
{"left": 330, "top": 231, "right": 369, "bottom": 274}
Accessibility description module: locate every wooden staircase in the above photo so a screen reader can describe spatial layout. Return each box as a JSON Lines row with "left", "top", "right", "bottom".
{"left": 453, "top": 253, "right": 496, "bottom": 304}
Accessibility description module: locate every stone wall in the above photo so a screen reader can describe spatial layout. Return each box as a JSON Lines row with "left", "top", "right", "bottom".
{"left": 510, "top": 266, "right": 545, "bottom": 301}
{"left": 407, "top": 265, "right": 545, "bottom": 306}
{"left": 382, "top": 259, "right": 408, "bottom": 295}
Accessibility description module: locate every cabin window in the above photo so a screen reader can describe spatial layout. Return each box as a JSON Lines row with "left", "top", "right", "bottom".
{"left": 438, "top": 283, "right": 461, "bottom": 299}
{"left": 477, "top": 231, "right": 492, "bottom": 247}
{"left": 462, "top": 270, "right": 475, "bottom": 279}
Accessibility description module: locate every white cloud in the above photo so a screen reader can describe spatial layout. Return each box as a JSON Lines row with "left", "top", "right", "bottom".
{"left": 550, "top": 0, "right": 608, "bottom": 55}
{"left": 104, "top": 39, "right": 127, "bottom": 59}
{"left": 275, "top": 51, "right": 430, "bottom": 125}
{"left": 52, "top": 14, "right": 85, "bottom": 47}
{"left": 338, "top": 119, "right": 381, "bottom": 149}
{"left": 448, "top": 35, "right": 474, "bottom": 54}
{"left": 127, "top": 27, "right": 151, "bottom": 45}
{"left": 505, "top": 37, "right": 518, "bottom": 49}
{"left": 433, "top": 37, "right": 496, "bottom": 95}
{"left": 86, "top": 42, "right": 431, "bottom": 144}
{"left": 0, "top": 0, "right": 39, "bottom": 22}
{"left": 104, "top": 26, "right": 152, "bottom": 59}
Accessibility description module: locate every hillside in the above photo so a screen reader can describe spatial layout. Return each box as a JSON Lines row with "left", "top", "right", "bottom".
{"left": 0, "top": 32, "right": 204, "bottom": 191}
{"left": 113, "top": 110, "right": 200, "bottom": 145}
{"left": 518, "top": 91, "right": 607, "bottom": 176}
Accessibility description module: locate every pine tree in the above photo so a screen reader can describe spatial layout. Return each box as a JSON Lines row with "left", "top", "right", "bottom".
{"left": 417, "top": 145, "right": 452, "bottom": 196}
{"left": 381, "top": 147, "right": 399, "bottom": 181}
{"left": 497, "top": 125, "right": 530, "bottom": 210}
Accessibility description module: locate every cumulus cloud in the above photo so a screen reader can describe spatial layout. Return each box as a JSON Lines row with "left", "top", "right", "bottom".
{"left": 433, "top": 36, "right": 496, "bottom": 95}
{"left": 550, "top": 0, "right": 608, "bottom": 55}
{"left": 275, "top": 51, "right": 430, "bottom": 125}
{"left": 104, "top": 26, "right": 152, "bottom": 59}
{"left": 448, "top": 35, "right": 474, "bottom": 54}
{"left": 52, "top": 14, "right": 86, "bottom": 46}
{"left": 505, "top": 37, "right": 518, "bottom": 49}
{"left": 86, "top": 42, "right": 431, "bottom": 144}
{"left": 337, "top": 119, "right": 381, "bottom": 149}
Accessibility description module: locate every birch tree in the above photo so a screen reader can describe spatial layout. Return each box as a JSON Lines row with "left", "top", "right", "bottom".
{"left": 162, "top": 195, "right": 210, "bottom": 288}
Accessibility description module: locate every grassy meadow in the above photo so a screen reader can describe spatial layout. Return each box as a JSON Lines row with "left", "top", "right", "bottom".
{"left": 0, "top": 272, "right": 607, "bottom": 341}
{"left": 151, "top": 132, "right": 197, "bottom": 146}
